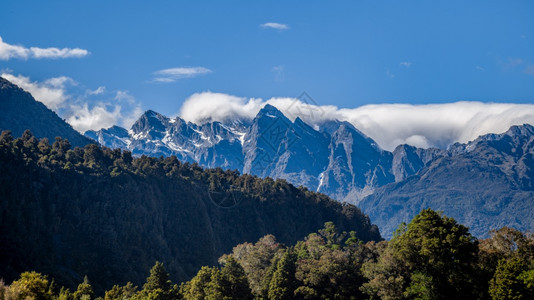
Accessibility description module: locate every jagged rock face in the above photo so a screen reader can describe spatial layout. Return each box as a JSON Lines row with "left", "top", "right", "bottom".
{"left": 360, "top": 124, "right": 534, "bottom": 238}
{"left": 242, "top": 105, "right": 330, "bottom": 189}
{"left": 87, "top": 110, "right": 246, "bottom": 170}
{"left": 318, "top": 120, "right": 395, "bottom": 203}
{"left": 85, "top": 103, "right": 534, "bottom": 239}
{"left": 85, "top": 126, "right": 130, "bottom": 149}
{"left": 88, "top": 104, "right": 401, "bottom": 203}
{"left": 391, "top": 144, "right": 445, "bottom": 182}
{"left": 0, "top": 77, "right": 94, "bottom": 147}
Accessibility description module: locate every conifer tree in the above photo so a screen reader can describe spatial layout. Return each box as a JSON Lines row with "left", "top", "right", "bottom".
{"left": 268, "top": 249, "right": 297, "bottom": 300}
{"left": 219, "top": 256, "right": 252, "bottom": 299}
{"left": 74, "top": 276, "right": 95, "bottom": 300}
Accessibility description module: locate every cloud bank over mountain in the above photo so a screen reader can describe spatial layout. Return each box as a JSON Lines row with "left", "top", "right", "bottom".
{"left": 178, "top": 92, "right": 534, "bottom": 150}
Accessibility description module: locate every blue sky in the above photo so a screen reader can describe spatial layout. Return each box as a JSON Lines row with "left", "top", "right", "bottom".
{"left": 1, "top": 0, "right": 534, "bottom": 145}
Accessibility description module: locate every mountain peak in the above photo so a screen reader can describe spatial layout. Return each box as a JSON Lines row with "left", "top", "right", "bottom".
{"left": 257, "top": 104, "right": 285, "bottom": 117}
{"left": 142, "top": 109, "right": 166, "bottom": 119}
{"left": 131, "top": 109, "right": 170, "bottom": 136}
{"left": 505, "top": 123, "right": 534, "bottom": 138}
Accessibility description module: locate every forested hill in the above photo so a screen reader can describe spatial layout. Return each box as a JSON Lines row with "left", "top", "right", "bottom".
{"left": 0, "top": 130, "right": 381, "bottom": 294}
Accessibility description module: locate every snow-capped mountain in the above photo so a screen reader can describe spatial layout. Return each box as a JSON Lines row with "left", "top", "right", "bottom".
{"left": 87, "top": 105, "right": 534, "bottom": 238}
{"left": 87, "top": 104, "right": 409, "bottom": 202}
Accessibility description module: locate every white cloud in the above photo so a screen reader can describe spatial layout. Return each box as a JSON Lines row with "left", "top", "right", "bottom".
{"left": 0, "top": 36, "right": 89, "bottom": 60}
{"left": 178, "top": 92, "right": 534, "bottom": 151}
{"left": 66, "top": 90, "right": 143, "bottom": 132}
{"left": 400, "top": 62, "right": 412, "bottom": 68}
{"left": 1, "top": 72, "right": 142, "bottom": 133}
{"left": 66, "top": 91, "right": 143, "bottom": 133}
{"left": 476, "top": 66, "right": 486, "bottom": 72}
{"left": 114, "top": 90, "right": 143, "bottom": 128}
{"left": 67, "top": 103, "right": 122, "bottom": 133}
{"left": 179, "top": 92, "right": 264, "bottom": 124}
{"left": 336, "top": 102, "right": 534, "bottom": 150}
{"left": 152, "top": 67, "right": 212, "bottom": 83}
{"left": 260, "top": 22, "right": 289, "bottom": 30}
{"left": 88, "top": 86, "right": 106, "bottom": 95}
{"left": 115, "top": 90, "right": 136, "bottom": 104}
{"left": 0, "top": 73, "right": 72, "bottom": 109}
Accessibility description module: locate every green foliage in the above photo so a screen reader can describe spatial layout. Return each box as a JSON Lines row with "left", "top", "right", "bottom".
{"left": 489, "top": 257, "right": 534, "bottom": 300}
{"left": 180, "top": 266, "right": 219, "bottom": 299}
{"left": 103, "top": 282, "right": 137, "bottom": 300}
{"left": 6, "top": 271, "right": 53, "bottom": 300}
{"left": 132, "top": 262, "right": 179, "bottom": 300}
{"left": 221, "top": 234, "right": 284, "bottom": 296}
{"left": 362, "top": 209, "right": 480, "bottom": 300}
{"left": 74, "top": 276, "right": 95, "bottom": 300}
{"left": 2, "top": 212, "right": 534, "bottom": 299}
{"left": 0, "top": 130, "right": 380, "bottom": 295}
{"left": 268, "top": 249, "right": 297, "bottom": 300}
{"left": 4, "top": 131, "right": 534, "bottom": 299}
{"left": 180, "top": 258, "right": 252, "bottom": 300}
{"left": 144, "top": 262, "right": 172, "bottom": 292}
{"left": 318, "top": 221, "right": 347, "bottom": 249}
{"left": 218, "top": 257, "right": 252, "bottom": 299}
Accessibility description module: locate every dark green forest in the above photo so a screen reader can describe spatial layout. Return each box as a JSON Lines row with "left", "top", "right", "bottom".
{"left": 0, "top": 130, "right": 380, "bottom": 295}
{"left": 1, "top": 211, "right": 534, "bottom": 299}
{"left": 1, "top": 130, "right": 533, "bottom": 299}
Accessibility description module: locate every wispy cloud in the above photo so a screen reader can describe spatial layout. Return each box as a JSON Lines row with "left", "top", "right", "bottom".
{"left": 87, "top": 86, "right": 106, "bottom": 95}
{"left": 260, "top": 22, "right": 289, "bottom": 30}
{"left": 0, "top": 36, "right": 89, "bottom": 60}
{"left": 386, "top": 69, "right": 395, "bottom": 79}
{"left": 272, "top": 65, "right": 285, "bottom": 82}
{"left": 475, "top": 66, "right": 486, "bottom": 72}
{"left": 502, "top": 58, "right": 524, "bottom": 69}
{"left": 525, "top": 65, "right": 534, "bottom": 76}
{"left": 152, "top": 67, "right": 212, "bottom": 83}
{"left": 178, "top": 92, "right": 534, "bottom": 151}
{"left": 399, "top": 62, "right": 412, "bottom": 68}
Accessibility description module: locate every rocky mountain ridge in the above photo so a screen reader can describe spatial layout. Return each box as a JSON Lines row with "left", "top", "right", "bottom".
{"left": 88, "top": 106, "right": 534, "bottom": 238}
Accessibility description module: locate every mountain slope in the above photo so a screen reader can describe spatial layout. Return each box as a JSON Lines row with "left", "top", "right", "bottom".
{"left": 0, "top": 77, "right": 93, "bottom": 147}
{"left": 0, "top": 130, "right": 381, "bottom": 293}
{"left": 359, "top": 124, "right": 534, "bottom": 238}
{"left": 87, "top": 105, "right": 405, "bottom": 203}
{"left": 89, "top": 107, "right": 534, "bottom": 239}
{"left": 317, "top": 120, "right": 395, "bottom": 203}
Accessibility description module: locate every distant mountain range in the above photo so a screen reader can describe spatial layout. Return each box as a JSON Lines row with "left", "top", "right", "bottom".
{"left": 88, "top": 103, "right": 534, "bottom": 238}
{"left": 86, "top": 105, "right": 403, "bottom": 203}
{"left": 1, "top": 76, "right": 533, "bottom": 238}
{"left": 360, "top": 124, "right": 534, "bottom": 238}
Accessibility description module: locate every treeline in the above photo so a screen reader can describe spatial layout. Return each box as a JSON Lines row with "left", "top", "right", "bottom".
{"left": 1, "top": 210, "right": 533, "bottom": 299}
{"left": 0, "top": 130, "right": 380, "bottom": 294}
